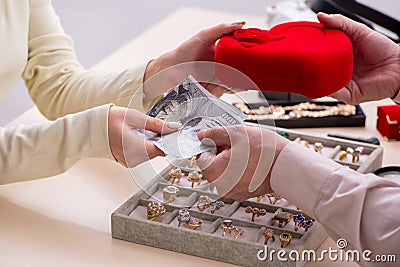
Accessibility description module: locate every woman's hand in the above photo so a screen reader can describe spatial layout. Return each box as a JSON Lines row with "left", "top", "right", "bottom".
{"left": 143, "top": 22, "right": 245, "bottom": 99}
{"left": 318, "top": 13, "right": 400, "bottom": 104}
{"left": 108, "top": 106, "right": 181, "bottom": 168}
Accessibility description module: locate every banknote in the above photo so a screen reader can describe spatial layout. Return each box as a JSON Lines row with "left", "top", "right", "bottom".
{"left": 140, "top": 75, "right": 246, "bottom": 159}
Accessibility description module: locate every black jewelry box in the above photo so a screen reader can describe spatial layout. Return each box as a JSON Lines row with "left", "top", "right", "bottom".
{"left": 235, "top": 100, "right": 366, "bottom": 128}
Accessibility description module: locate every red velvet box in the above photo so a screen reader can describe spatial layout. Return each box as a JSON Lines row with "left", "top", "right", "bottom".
{"left": 214, "top": 22, "right": 354, "bottom": 98}
{"left": 377, "top": 105, "right": 400, "bottom": 140}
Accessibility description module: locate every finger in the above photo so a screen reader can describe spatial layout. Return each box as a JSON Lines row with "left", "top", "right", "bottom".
{"left": 145, "top": 141, "right": 165, "bottom": 159}
{"left": 125, "top": 109, "right": 181, "bottom": 134}
{"left": 198, "top": 22, "right": 245, "bottom": 44}
{"left": 317, "top": 13, "right": 369, "bottom": 40}
{"left": 329, "top": 87, "right": 352, "bottom": 104}
{"left": 198, "top": 127, "right": 232, "bottom": 147}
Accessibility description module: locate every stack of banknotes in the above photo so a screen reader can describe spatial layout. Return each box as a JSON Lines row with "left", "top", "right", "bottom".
{"left": 140, "top": 75, "right": 246, "bottom": 159}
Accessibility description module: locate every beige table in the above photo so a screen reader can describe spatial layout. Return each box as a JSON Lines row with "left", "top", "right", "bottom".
{"left": 0, "top": 7, "right": 398, "bottom": 267}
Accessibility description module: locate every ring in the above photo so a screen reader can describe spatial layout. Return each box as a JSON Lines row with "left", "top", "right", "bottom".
{"left": 279, "top": 233, "right": 292, "bottom": 248}
{"left": 300, "top": 140, "right": 310, "bottom": 148}
{"left": 197, "top": 195, "right": 212, "bottom": 211}
{"left": 220, "top": 219, "right": 244, "bottom": 239}
{"left": 163, "top": 186, "right": 179, "bottom": 204}
{"left": 293, "top": 214, "right": 305, "bottom": 231}
{"left": 169, "top": 168, "right": 184, "bottom": 184}
{"left": 210, "top": 200, "right": 224, "bottom": 214}
{"left": 266, "top": 192, "right": 282, "bottom": 205}
{"left": 300, "top": 219, "right": 314, "bottom": 232}
{"left": 352, "top": 146, "right": 364, "bottom": 163}
{"left": 245, "top": 206, "right": 267, "bottom": 222}
{"left": 271, "top": 208, "right": 293, "bottom": 228}
{"left": 187, "top": 156, "right": 197, "bottom": 169}
{"left": 338, "top": 150, "right": 347, "bottom": 161}
{"left": 256, "top": 194, "right": 266, "bottom": 202}
{"left": 177, "top": 209, "right": 203, "bottom": 230}
{"left": 264, "top": 229, "right": 275, "bottom": 245}
{"left": 187, "top": 171, "right": 203, "bottom": 188}
{"left": 314, "top": 142, "right": 324, "bottom": 153}
{"left": 147, "top": 201, "right": 166, "bottom": 221}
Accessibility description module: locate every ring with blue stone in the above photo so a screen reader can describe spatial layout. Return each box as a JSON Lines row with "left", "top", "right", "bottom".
{"left": 293, "top": 214, "right": 305, "bottom": 231}
{"left": 300, "top": 219, "right": 314, "bottom": 232}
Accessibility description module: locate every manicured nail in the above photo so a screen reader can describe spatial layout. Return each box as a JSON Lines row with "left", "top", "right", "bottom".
{"left": 166, "top": 121, "right": 182, "bottom": 129}
{"left": 201, "top": 138, "right": 216, "bottom": 147}
{"left": 231, "top": 21, "right": 246, "bottom": 25}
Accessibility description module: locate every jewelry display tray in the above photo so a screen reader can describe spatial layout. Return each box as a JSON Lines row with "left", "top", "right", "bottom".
{"left": 111, "top": 127, "right": 383, "bottom": 267}
{"left": 236, "top": 101, "right": 366, "bottom": 128}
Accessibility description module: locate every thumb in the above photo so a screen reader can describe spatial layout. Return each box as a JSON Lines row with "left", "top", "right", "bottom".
{"left": 198, "top": 22, "right": 245, "bottom": 43}
{"left": 198, "top": 126, "right": 232, "bottom": 147}
{"left": 317, "top": 12, "right": 369, "bottom": 40}
{"left": 125, "top": 109, "right": 181, "bottom": 134}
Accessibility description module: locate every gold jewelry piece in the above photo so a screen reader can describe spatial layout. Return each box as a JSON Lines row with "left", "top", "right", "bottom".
{"left": 187, "top": 171, "right": 203, "bottom": 188}
{"left": 338, "top": 150, "right": 347, "bottom": 160}
{"left": 271, "top": 208, "right": 293, "bottom": 228}
{"left": 266, "top": 193, "right": 282, "bottom": 205}
{"left": 256, "top": 194, "right": 266, "bottom": 202}
{"left": 197, "top": 195, "right": 212, "bottom": 211}
{"left": 264, "top": 229, "right": 275, "bottom": 245}
{"left": 279, "top": 233, "right": 292, "bottom": 248}
{"left": 147, "top": 201, "right": 166, "bottom": 221}
{"left": 162, "top": 186, "right": 179, "bottom": 204}
{"left": 169, "top": 168, "right": 184, "bottom": 184}
{"left": 300, "top": 140, "right": 310, "bottom": 148}
{"left": 245, "top": 206, "right": 267, "bottom": 222}
{"left": 177, "top": 209, "right": 203, "bottom": 230}
{"left": 187, "top": 156, "right": 197, "bottom": 169}
{"left": 220, "top": 219, "right": 244, "bottom": 239}
{"left": 210, "top": 200, "right": 224, "bottom": 214}
{"left": 314, "top": 142, "right": 324, "bottom": 153}
{"left": 352, "top": 146, "right": 364, "bottom": 163}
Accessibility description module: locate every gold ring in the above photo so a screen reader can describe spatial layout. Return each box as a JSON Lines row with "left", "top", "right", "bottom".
{"left": 197, "top": 195, "right": 212, "bottom": 211}
{"left": 338, "top": 150, "right": 347, "bottom": 161}
{"left": 220, "top": 219, "right": 244, "bottom": 239}
{"left": 187, "top": 171, "right": 203, "bottom": 188}
{"left": 147, "top": 201, "right": 166, "bottom": 221}
{"left": 256, "top": 194, "right": 266, "bottom": 202}
{"left": 352, "top": 146, "right": 364, "bottom": 163}
{"left": 162, "top": 186, "right": 179, "bottom": 204}
{"left": 264, "top": 229, "right": 275, "bottom": 245}
{"left": 280, "top": 233, "right": 292, "bottom": 248}
{"left": 245, "top": 206, "right": 267, "bottom": 222}
{"left": 168, "top": 168, "right": 184, "bottom": 184}
{"left": 271, "top": 208, "right": 293, "bottom": 228}
{"left": 266, "top": 192, "right": 282, "bottom": 205}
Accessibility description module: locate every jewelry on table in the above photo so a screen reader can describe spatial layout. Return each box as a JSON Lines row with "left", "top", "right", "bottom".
{"left": 300, "top": 140, "right": 310, "bottom": 148}
{"left": 256, "top": 194, "right": 266, "bottom": 202}
{"left": 168, "top": 168, "right": 184, "bottom": 184}
{"left": 300, "top": 219, "right": 314, "bottom": 232}
{"left": 279, "top": 233, "right": 292, "bottom": 248}
{"left": 271, "top": 208, "right": 293, "bottom": 228}
{"left": 313, "top": 142, "right": 324, "bottom": 153}
{"left": 187, "top": 171, "right": 203, "bottom": 188}
{"left": 147, "top": 201, "right": 166, "bottom": 221}
{"left": 197, "top": 195, "right": 212, "bottom": 211}
{"left": 245, "top": 206, "right": 267, "bottom": 222}
{"left": 338, "top": 150, "right": 347, "bottom": 160}
{"left": 293, "top": 214, "right": 305, "bottom": 231}
{"left": 264, "top": 229, "right": 275, "bottom": 245}
{"left": 352, "top": 146, "right": 364, "bottom": 163}
{"left": 187, "top": 156, "right": 197, "bottom": 169}
{"left": 162, "top": 186, "right": 179, "bottom": 204}
{"left": 220, "top": 219, "right": 244, "bottom": 239}
{"left": 210, "top": 200, "right": 224, "bottom": 214}
{"left": 177, "top": 209, "right": 202, "bottom": 230}
{"left": 266, "top": 193, "right": 282, "bottom": 205}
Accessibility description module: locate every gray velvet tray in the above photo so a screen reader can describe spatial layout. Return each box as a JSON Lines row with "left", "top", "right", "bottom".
{"left": 111, "top": 128, "right": 383, "bottom": 267}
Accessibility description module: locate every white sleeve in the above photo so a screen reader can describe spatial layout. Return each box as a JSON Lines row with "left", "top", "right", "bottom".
{"left": 270, "top": 142, "right": 400, "bottom": 261}
{"left": 0, "top": 104, "right": 114, "bottom": 184}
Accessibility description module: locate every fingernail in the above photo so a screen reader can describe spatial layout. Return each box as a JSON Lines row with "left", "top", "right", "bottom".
{"left": 166, "top": 122, "right": 182, "bottom": 129}
{"left": 201, "top": 138, "right": 216, "bottom": 147}
{"left": 231, "top": 21, "right": 246, "bottom": 25}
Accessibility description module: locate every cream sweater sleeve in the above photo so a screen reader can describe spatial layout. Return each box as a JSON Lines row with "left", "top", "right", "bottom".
{"left": 0, "top": 104, "right": 114, "bottom": 184}
{"left": 23, "top": 0, "right": 158, "bottom": 120}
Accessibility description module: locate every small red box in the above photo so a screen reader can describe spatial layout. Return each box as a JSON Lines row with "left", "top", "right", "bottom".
{"left": 377, "top": 105, "right": 400, "bottom": 141}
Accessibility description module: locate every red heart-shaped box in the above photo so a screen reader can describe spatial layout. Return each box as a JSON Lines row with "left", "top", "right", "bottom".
{"left": 214, "top": 22, "right": 354, "bottom": 98}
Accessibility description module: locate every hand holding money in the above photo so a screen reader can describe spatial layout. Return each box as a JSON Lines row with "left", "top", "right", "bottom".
{"left": 139, "top": 75, "right": 246, "bottom": 159}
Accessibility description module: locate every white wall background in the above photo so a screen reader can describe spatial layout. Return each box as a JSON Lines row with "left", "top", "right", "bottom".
{"left": 0, "top": 0, "right": 398, "bottom": 125}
